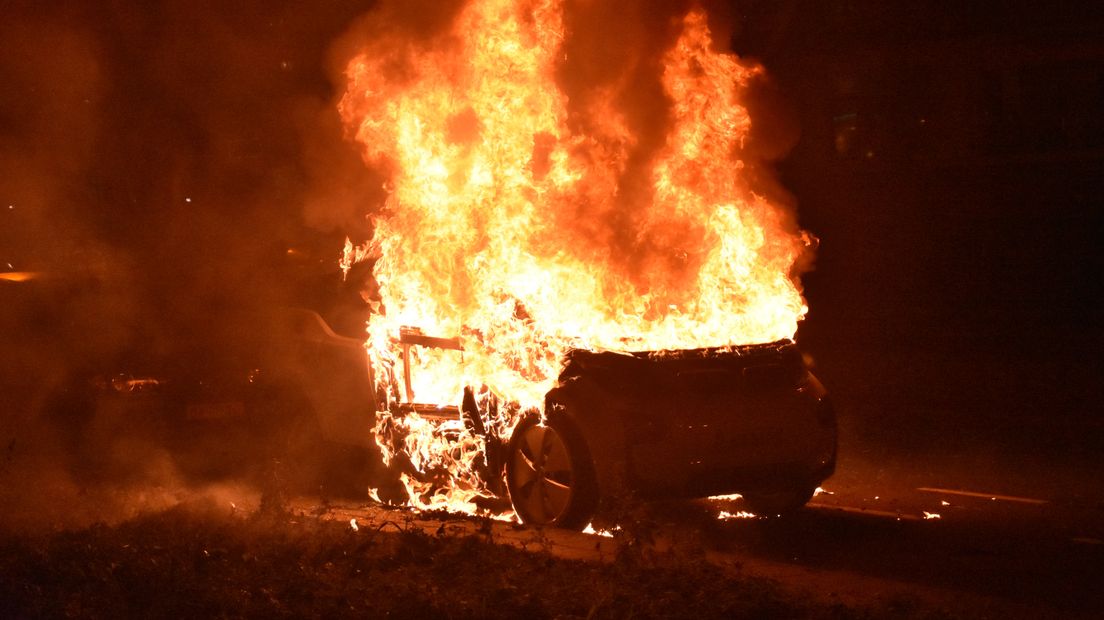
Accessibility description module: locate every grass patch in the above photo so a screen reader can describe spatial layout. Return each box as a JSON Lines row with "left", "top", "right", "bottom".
{"left": 0, "top": 500, "right": 942, "bottom": 619}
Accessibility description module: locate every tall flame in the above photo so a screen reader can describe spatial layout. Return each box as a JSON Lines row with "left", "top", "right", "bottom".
{"left": 339, "top": 0, "right": 811, "bottom": 512}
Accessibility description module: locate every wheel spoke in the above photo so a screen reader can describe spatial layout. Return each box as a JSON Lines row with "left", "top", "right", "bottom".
{"left": 543, "top": 433, "right": 571, "bottom": 475}
{"left": 516, "top": 439, "right": 538, "bottom": 471}
{"left": 523, "top": 479, "right": 546, "bottom": 523}
{"left": 524, "top": 426, "right": 546, "bottom": 469}
{"left": 511, "top": 448, "right": 538, "bottom": 489}
{"left": 542, "top": 477, "right": 571, "bottom": 517}
{"left": 544, "top": 467, "right": 573, "bottom": 487}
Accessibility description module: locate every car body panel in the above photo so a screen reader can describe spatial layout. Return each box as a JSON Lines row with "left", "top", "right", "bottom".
{"left": 280, "top": 308, "right": 377, "bottom": 448}
{"left": 545, "top": 341, "right": 836, "bottom": 501}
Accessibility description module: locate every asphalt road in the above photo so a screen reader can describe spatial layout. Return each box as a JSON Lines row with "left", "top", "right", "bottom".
{"left": 709, "top": 466, "right": 1104, "bottom": 615}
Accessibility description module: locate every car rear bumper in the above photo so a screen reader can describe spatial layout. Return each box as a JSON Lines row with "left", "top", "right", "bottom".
{"left": 623, "top": 392, "right": 837, "bottom": 498}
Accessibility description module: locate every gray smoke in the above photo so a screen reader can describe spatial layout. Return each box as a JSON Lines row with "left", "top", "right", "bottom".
{"left": 1, "top": 0, "right": 378, "bottom": 533}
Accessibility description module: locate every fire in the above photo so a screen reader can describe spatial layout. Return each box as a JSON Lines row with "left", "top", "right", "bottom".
{"left": 0, "top": 272, "right": 41, "bottom": 282}
{"left": 718, "top": 510, "right": 758, "bottom": 520}
{"left": 339, "top": 1, "right": 812, "bottom": 514}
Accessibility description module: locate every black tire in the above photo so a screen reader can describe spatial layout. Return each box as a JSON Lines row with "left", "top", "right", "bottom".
{"left": 741, "top": 486, "right": 815, "bottom": 516}
{"left": 504, "top": 410, "right": 598, "bottom": 530}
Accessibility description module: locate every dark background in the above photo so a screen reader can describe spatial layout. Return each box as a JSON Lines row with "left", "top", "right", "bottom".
{"left": 732, "top": 1, "right": 1104, "bottom": 469}
{"left": 2, "top": 0, "right": 1102, "bottom": 488}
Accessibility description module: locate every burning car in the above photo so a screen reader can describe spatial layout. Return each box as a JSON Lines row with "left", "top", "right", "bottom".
{"left": 325, "top": 1, "right": 836, "bottom": 528}
{"left": 296, "top": 312, "right": 835, "bottom": 529}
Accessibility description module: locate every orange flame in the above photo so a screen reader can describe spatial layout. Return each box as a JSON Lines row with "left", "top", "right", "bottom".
{"left": 339, "top": 0, "right": 812, "bottom": 513}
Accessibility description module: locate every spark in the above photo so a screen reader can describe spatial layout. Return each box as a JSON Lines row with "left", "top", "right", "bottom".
{"left": 923, "top": 511, "right": 941, "bottom": 520}
{"left": 350, "top": 518, "right": 359, "bottom": 531}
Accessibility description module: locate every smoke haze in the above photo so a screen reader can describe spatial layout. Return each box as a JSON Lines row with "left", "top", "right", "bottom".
{"left": 1, "top": 0, "right": 804, "bottom": 530}
{"left": 1, "top": 0, "right": 378, "bottom": 532}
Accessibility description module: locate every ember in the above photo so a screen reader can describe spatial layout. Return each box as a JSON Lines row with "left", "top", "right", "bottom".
{"left": 338, "top": 0, "right": 817, "bottom": 517}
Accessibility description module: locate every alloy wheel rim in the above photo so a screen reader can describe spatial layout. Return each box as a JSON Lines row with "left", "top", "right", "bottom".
{"left": 511, "top": 424, "right": 574, "bottom": 523}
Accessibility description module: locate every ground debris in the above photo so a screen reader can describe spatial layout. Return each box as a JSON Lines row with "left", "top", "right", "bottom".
{"left": 0, "top": 501, "right": 948, "bottom": 619}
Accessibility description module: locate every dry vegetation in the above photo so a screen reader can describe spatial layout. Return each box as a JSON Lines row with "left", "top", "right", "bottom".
{"left": 0, "top": 496, "right": 952, "bottom": 620}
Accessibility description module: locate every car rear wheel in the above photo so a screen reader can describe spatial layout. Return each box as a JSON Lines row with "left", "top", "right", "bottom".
{"left": 505, "top": 411, "right": 598, "bottom": 530}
